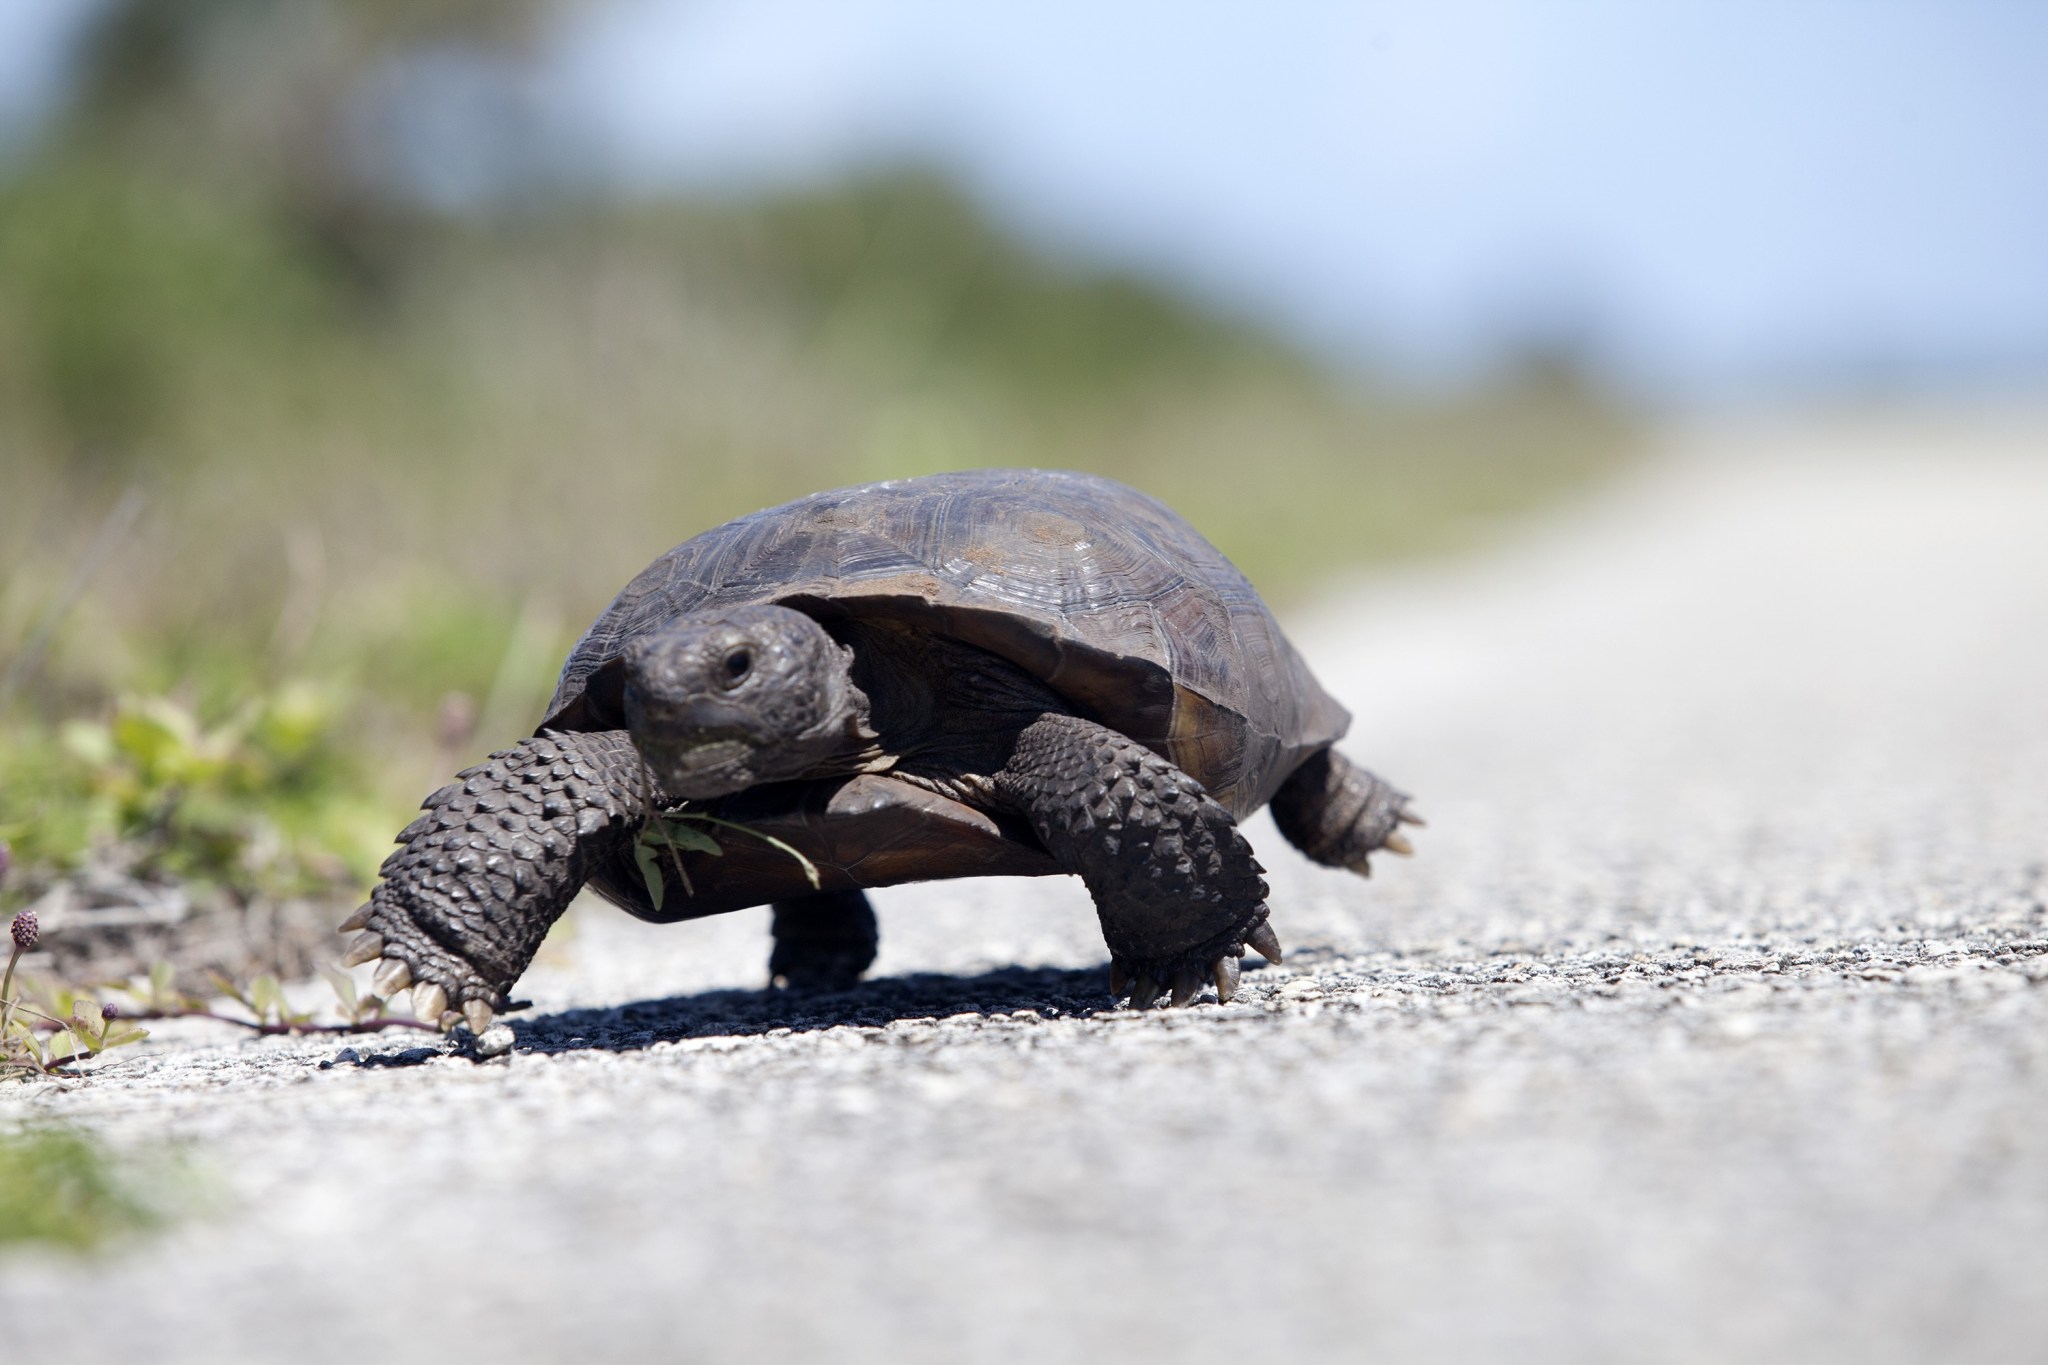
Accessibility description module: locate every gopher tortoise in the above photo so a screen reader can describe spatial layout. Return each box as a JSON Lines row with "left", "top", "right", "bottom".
{"left": 341, "top": 469, "right": 1418, "bottom": 1031}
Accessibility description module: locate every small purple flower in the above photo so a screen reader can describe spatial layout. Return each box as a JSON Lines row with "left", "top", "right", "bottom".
{"left": 101, "top": 1001, "right": 119, "bottom": 1021}
{"left": 9, "top": 910, "right": 36, "bottom": 952}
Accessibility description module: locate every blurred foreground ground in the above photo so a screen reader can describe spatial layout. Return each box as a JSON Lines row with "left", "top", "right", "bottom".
{"left": 4, "top": 409, "right": 2047, "bottom": 1364}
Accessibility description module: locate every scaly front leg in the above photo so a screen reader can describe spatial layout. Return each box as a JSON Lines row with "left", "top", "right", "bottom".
{"left": 996, "top": 713, "right": 1282, "bottom": 1009}
{"left": 340, "top": 729, "right": 649, "bottom": 1032}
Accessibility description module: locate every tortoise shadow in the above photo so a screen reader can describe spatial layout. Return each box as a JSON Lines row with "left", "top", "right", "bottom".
{"left": 498, "top": 962, "right": 1129, "bottom": 1058}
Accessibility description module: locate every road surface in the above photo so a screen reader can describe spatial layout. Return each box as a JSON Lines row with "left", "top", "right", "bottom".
{"left": 6, "top": 411, "right": 2047, "bottom": 1364}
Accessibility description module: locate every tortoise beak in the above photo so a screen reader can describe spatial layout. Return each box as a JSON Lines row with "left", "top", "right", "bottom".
{"left": 656, "top": 695, "right": 758, "bottom": 735}
{"left": 634, "top": 733, "right": 757, "bottom": 799}
{"left": 622, "top": 680, "right": 762, "bottom": 797}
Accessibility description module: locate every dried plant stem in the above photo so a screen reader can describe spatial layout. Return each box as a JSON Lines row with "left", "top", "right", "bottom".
{"left": 0, "top": 942, "right": 22, "bottom": 1041}
{"left": 123, "top": 1007, "right": 439, "bottom": 1037}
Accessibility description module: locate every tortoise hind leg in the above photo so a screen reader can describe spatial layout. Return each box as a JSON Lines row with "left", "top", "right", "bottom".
{"left": 768, "top": 890, "right": 879, "bottom": 991}
{"left": 996, "top": 713, "right": 1270, "bottom": 1008}
{"left": 1268, "top": 747, "right": 1419, "bottom": 876}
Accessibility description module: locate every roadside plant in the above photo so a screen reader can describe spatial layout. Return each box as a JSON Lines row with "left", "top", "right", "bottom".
{"left": 0, "top": 686, "right": 389, "bottom": 911}
{"left": 54, "top": 686, "right": 385, "bottom": 891}
{"left": 4, "top": 901, "right": 152, "bottom": 1079}
{"left": 2, "top": 884, "right": 437, "bottom": 1083}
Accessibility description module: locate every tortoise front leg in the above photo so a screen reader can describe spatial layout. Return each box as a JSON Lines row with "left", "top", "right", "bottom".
{"left": 339, "top": 729, "right": 649, "bottom": 1032}
{"left": 996, "top": 713, "right": 1280, "bottom": 1008}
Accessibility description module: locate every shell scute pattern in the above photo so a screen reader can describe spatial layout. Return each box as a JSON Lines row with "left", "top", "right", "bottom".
{"left": 544, "top": 469, "right": 1347, "bottom": 815}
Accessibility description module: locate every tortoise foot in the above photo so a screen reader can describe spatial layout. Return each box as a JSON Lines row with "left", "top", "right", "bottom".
{"left": 342, "top": 914, "right": 515, "bottom": 1033}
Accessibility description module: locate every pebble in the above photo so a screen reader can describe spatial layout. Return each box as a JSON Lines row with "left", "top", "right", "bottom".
{"left": 475, "top": 1026, "right": 517, "bottom": 1059}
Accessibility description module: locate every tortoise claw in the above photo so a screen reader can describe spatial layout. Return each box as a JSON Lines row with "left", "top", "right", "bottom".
{"left": 1114, "top": 950, "right": 1245, "bottom": 1009}
{"left": 1398, "top": 806, "right": 1427, "bottom": 827}
{"left": 346, "top": 891, "right": 522, "bottom": 1029}
{"left": 1246, "top": 922, "right": 1284, "bottom": 965}
{"left": 463, "top": 999, "right": 495, "bottom": 1035}
{"left": 341, "top": 932, "right": 384, "bottom": 967}
{"left": 373, "top": 959, "right": 412, "bottom": 997}
{"left": 1382, "top": 831, "right": 1415, "bottom": 856}
{"left": 412, "top": 982, "right": 448, "bottom": 1025}
{"left": 1212, "top": 954, "right": 1241, "bottom": 1003}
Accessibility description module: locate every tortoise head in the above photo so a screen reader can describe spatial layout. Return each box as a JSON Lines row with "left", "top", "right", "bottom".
{"left": 620, "top": 605, "right": 865, "bottom": 799}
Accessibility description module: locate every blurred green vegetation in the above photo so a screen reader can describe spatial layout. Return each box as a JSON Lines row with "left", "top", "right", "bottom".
{"left": 0, "top": 0, "right": 1634, "bottom": 921}
{"left": 0, "top": 1127, "right": 166, "bottom": 1249}
{"left": 0, "top": 686, "right": 389, "bottom": 894}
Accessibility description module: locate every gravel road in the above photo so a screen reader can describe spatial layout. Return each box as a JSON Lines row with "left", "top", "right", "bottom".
{"left": 6, "top": 413, "right": 2047, "bottom": 1364}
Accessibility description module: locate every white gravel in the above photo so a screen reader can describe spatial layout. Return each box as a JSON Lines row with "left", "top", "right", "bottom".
{"left": 6, "top": 411, "right": 2048, "bottom": 1365}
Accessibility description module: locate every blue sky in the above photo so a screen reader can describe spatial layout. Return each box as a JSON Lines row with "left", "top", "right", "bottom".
{"left": 6, "top": 0, "right": 2046, "bottom": 403}
{"left": 538, "top": 0, "right": 2048, "bottom": 401}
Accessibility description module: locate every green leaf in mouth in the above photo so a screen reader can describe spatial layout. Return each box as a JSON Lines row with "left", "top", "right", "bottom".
{"left": 633, "top": 812, "right": 824, "bottom": 901}
{"left": 632, "top": 833, "right": 668, "bottom": 911}
{"left": 658, "top": 821, "right": 723, "bottom": 857}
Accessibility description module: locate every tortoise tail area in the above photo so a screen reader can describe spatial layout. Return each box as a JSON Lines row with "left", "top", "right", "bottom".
{"left": 1267, "top": 747, "right": 1419, "bottom": 877}
{"left": 338, "top": 729, "right": 648, "bottom": 1020}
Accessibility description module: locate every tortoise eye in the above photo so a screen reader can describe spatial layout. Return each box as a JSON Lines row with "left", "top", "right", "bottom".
{"left": 721, "top": 649, "right": 753, "bottom": 685}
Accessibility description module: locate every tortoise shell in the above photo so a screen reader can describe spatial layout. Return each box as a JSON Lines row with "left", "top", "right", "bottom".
{"left": 539, "top": 469, "right": 1350, "bottom": 916}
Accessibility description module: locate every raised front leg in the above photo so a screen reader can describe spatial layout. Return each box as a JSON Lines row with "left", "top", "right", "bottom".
{"left": 339, "top": 729, "right": 649, "bottom": 1032}
{"left": 1268, "top": 747, "right": 1420, "bottom": 875}
{"left": 768, "top": 889, "right": 879, "bottom": 991}
{"left": 996, "top": 713, "right": 1279, "bottom": 1009}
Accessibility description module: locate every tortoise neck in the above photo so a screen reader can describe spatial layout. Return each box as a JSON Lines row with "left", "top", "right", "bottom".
{"left": 829, "top": 619, "right": 1070, "bottom": 797}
